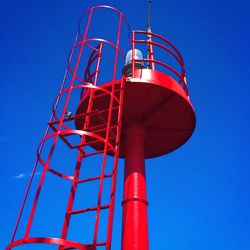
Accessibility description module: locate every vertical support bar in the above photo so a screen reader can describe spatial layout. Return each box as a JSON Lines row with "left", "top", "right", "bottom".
{"left": 147, "top": 32, "right": 155, "bottom": 70}
{"left": 122, "top": 124, "right": 149, "bottom": 250}
{"left": 146, "top": 0, "right": 154, "bottom": 70}
{"left": 132, "top": 31, "right": 135, "bottom": 78}
{"left": 84, "top": 43, "right": 103, "bottom": 129}
{"left": 59, "top": 150, "right": 84, "bottom": 243}
{"left": 93, "top": 12, "right": 124, "bottom": 247}
{"left": 24, "top": 7, "right": 94, "bottom": 238}
{"left": 93, "top": 43, "right": 103, "bottom": 86}
{"left": 10, "top": 32, "right": 80, "bottom": 243}
{"left": 59, "top": 8, "right": 94, "bottom": 242}
{"left": 106, "top": 77, "right": 126, "bottom": 249}
{"left": 104, "top": 14, "right": 127, "bottom": 249}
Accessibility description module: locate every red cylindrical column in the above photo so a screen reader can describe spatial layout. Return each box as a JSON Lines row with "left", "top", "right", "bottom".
{"left": 122, "top": 124, "right": 149, "bottom": 250}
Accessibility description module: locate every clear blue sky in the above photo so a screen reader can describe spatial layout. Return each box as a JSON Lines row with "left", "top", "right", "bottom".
{"left": 1, "top": 0, "right": 250, "bottom": 249}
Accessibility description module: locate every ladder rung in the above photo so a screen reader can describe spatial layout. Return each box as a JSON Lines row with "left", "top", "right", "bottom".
{"left": 69, "top": 205, "right": 110, "bottom": 215}
{"left": 97, "top": 106, "right": 119, "bottom": 119}
{"left": 84, "top": 149, "right": 105, "bottom": 157}
{"left": 87, "top": 123, "right": 106, "bottom": 132}
{"left": 76, "top": 174, "right": 113, "bottom": 184}
{"left": 48, "top": 110, "right": 100, "bottom": 126}
{"left": 71, "top": 138, "right": 102, "bottom": 148}
{"left": 58, "top": 133, "right": 116, "bottom": 154}
{"left": 83, "top": 147, "right": 115, "bottom": 157}
{"left": 92, "top": 92, "right": 107, "bottom": 99}
{"left": 100, "top": 105, "right": 119, "bottom": 112}
{"left": 96, "top": 241, "right": 106, "bottom": 246}
{"left": 70, "top": 139, "right": 115, "bottom": 152}
{"left": 84, "top": 110, "right": 118, "bottom": 132}
{"left": 87, "top": 125, "right": 118, "bottom": 136}
{"left": 61, "top": 241, "right": 106, "bottom": 249}
{"left": 92, "top": 93, "right": 121, "bottom": 104}
{"left": 114, "top": 87, "right": 121, "bottom": 92}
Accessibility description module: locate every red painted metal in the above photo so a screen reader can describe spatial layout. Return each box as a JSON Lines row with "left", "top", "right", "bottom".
{"left": 122, "top": 124, "right": 149, "bottom": 250}
{"left": 7, "top": 5, "right": 196, "bottom": 250}
{"left": 77, "top": 30, "right": 195, "bottom": 158}
{"left": 75, "top": 27, "right": 196, "bottom": 249}
{"left": 120, "top": 29, "right": 195, "bottom": 249}
{"left": 7, "top": 5, "right": 129, "bottom": 250}
{"left": 88, "top": 68, "right": 195, "bottom": 159}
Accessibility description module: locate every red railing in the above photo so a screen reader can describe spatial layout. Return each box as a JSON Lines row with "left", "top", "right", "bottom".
{"left": 131, "top": 30, "right": 189, "bottom": 96}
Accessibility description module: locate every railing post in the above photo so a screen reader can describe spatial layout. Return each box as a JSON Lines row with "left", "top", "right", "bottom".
{"left": 147, "top": 31, "right": 155, "bottom": 70}
{"left": 132, "top": 31, "right": 135, "bottom": 78}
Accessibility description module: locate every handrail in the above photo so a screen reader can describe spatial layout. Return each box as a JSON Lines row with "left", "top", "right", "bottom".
{"left": 131, "top": 30, "right": 189, "bottom": 96}
{"left": 134, "top": 30, "right": 184, "bottom": 62}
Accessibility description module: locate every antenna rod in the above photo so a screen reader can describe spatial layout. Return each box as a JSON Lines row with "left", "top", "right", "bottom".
{"left": 147, "top": 0, "right": 152, "bottom": 33}
{"left": 147, "top": 0, "right": 154, "bottom": 69}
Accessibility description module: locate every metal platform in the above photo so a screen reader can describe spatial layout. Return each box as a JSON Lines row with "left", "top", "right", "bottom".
{"left": 75, "top": 68, "right": 196, "bottom": 158}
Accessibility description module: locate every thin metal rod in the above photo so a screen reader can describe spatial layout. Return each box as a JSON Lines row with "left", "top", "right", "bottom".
{"left": 106, "top": 79, "right": 126, "bottom": 249}
{"left": 147, "top": 0, "right": 152, "bottom": 33}
{"left": 24, "top": 7, "right": 92, "bottom": 237}
{"left": 93, "top": 12, "right": 124, "bottom": 247}
{"left": 60, "top": 9, "right": 96, "bottom": 242}
{"left": 147, "top": 0, "right": 154, "bottom": 69}
{"left": 10, "top": 31, "right": 79, "bottom": 245}
{"left": 106, "top": 13, "right": 126, "bottom": 249}
{"left": 7, "top": 5, "right": 131, "bottom": 250}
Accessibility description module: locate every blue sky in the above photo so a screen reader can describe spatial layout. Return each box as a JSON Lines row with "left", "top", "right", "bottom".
{"left": 1, "top": 0, "right": 250, "bottom": 249}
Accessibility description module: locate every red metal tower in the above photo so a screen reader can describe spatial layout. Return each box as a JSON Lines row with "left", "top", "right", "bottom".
{"left": 7, "top": 5, "right": 195, "bottom": 250}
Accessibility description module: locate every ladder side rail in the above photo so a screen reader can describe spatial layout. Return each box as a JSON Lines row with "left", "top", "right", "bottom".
{"left": 60, "top": 43, "right": 104, "bottom": 241}
{"left": 9, "top": 31, "right": 80, "bottom": 244}
{"left": 93, "top": 12, "right": 124, "bottom": 248}
{"left": 24, "top": 8, "right": 93, "bottom": 236}
{"left": 106, "top": 77, "right": 126, "bottom": 249}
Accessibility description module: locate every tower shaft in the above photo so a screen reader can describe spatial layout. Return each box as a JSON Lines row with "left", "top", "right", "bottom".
{"left": 122, "top": 124, "right": 149, "bottom": 250}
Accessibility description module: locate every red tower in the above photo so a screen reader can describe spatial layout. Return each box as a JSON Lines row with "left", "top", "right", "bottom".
{"left": 7, "top": 5, "right": 195, "bottom": 250}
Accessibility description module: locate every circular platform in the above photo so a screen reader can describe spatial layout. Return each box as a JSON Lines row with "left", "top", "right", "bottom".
{"left": 75, "top": 69, "right": 196, "bottom": 158}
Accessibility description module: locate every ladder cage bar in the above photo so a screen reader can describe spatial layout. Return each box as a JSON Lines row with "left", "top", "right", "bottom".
{"left": 34, "top": 20, "right": 101, "bottom": 238}
{"left": 10, "top": 31, "right": 80, "bottom": 244}
{"left": 105, "top": 77, "right": 126, "bottom": 248}
{"left": 24, "top": 16, "right": 92, "bottom": 234}
{"left": 61, "top": 28, "right": 105, "bottom": 240}
{"left": 51, "top": 84, "right": 121, "bottom": 128}
{"left": 8, "top": 5, "right": 130, "bottom": 250}
{"left": 92, "top": 12, "right": 125, "bottom": 245}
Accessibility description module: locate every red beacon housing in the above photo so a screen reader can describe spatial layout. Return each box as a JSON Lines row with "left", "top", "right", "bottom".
{"left": 7, "top": 5, "right": 195, "bottom": 250}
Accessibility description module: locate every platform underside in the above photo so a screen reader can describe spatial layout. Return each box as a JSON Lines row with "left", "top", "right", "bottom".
{"left": 75, "top": 69, "right": 196, "bottom": 158}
